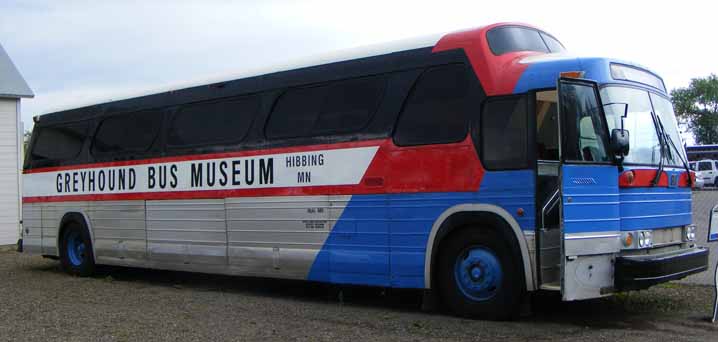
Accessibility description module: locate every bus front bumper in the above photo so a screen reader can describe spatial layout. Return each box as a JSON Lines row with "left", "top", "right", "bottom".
{"left": 615, "top": 247, "right": 709, "bottom": 291}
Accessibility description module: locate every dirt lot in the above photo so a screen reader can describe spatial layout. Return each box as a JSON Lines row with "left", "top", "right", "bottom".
{"left": 0, "top": 249, "right": 717, "bottom": 342}
{"left": 684, "top": 190, "right": 718, "bottom": 285}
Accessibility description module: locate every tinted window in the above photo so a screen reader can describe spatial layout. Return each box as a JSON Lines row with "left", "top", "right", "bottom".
{"left": 560, "top": 82, "right": 610, "bottom": 162}
{"left": 266, "top": 76, "right": 386, "bottom": 139}
{"left": 168, "top": 96, "right": 260, "bottom": 147}
{"left": 394, "top": 64, "right": 472, "bottom": 146}
{"left": 481, "top": 96, "right": 528, "bottom": 169}
{"left": 92, "top": 110, "right": 163, "bottom": 154}
{"left": 540, "top": 32, "right": 565, "bottom": 53}
{"left": 487, "top": 27, "right": 549, "bottom": 55}
{"left": 699, "top": 161, "right": 712, "bottom": 171}
{"left": 536, "top": 90, "right": 559, "bottom": 160}
{"left": 31, "top": 122, "right": 88, "bottom": 161}
{"left": 315, "top": 77, "right": 386, "bottom": 134}
{"left": 266, "top": 86, "right": 323, "bottom": 139}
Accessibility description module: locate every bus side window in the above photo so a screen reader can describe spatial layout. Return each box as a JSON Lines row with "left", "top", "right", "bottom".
{"left": 265, "top": 75, "right": 386, "bottom": 139}
{"left": 393, "top": 64, "right": 471, "bottom": 146}
{"left": 30, "top": 122, "right": 89, "bottom": 165}
{"left": 481, "top": 96, "right": 529, "bottom": 169}
{"left": 535, "top": 90, "right": 559, "bottom": 161}
{"left": 92, "top": 110, "right": 163, "bottom": 156}
{"left": 168, "top": 96, "right": 260, "bottom": 147}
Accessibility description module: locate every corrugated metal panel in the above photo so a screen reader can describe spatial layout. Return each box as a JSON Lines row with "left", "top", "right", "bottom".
{"left": 21, "top": 203, "right": 41, "bottom": 253}
{"left": 0, "top": 43, "right": 33, "bottom": 98}
{"left": 39, "top": 202, "right": 90, "bottom": 255}
{"left": 90, "top": 200, "right": 146, "bottom": 263}
{"left": 147, "top": 199, "right": 226, "bottom": 265}
{"left": 0, "top": 99, "right": 18, "bottom": 245}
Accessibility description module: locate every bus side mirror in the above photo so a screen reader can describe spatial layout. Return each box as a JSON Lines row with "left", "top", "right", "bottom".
{"left": 611, "top": 128, "right": 630, "bottom": 157}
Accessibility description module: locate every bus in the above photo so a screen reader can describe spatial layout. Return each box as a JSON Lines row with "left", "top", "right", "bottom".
{"left": 20, "top": 22, "right": 708, "bottom": 320}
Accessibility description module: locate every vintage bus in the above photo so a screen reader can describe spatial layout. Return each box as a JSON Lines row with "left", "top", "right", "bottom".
{"left": 20, "top": 22, "right": 708, "bottom": 320}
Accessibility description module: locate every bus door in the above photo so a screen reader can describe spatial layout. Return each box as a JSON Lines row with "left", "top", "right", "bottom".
{"left": 556, "top": 78, "right": 621, "bottom": 300}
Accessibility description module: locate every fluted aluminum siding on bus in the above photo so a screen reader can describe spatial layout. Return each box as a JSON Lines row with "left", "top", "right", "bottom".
{"left": 21, "top": 203, "right": 41, "bottom": 253}
{"left": 225, "top": 195, "right": 347, "bottom": 279}
{"left": 40, "top": 202, "right": 90, "bottom": 255}
{"left": 147, "top": 199, "right": 226, "bottom": 265}
{"left": 90, "top": 200, "right": 146, "bottom": 263}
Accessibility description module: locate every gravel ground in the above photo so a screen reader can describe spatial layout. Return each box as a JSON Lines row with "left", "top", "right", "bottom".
{"left": 1, "top": 250, "right": 717, "bottom": 341}
{"left": 683, "top": 190, "right": 718, "bottom": 285}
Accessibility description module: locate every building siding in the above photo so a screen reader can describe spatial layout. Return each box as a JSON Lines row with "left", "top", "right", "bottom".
{"left": 0, "top": 98, "right": 19, "bottom": 245}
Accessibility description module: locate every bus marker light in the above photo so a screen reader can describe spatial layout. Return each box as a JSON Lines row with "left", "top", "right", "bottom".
{"left": 560, "top": 71, "right": 585, "bottom": 78}
{"left": 623, "top": 233, "right": 633, "bottom": 247}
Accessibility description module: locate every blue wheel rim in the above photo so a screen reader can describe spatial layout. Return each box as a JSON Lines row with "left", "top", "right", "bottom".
{"left": 454, "top": 246, "right": 502, "bottom": 301}
{"left": 66, "top": 231, "right": 85, "bottom": 267}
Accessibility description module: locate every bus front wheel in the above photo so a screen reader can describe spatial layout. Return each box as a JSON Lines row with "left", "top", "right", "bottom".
{"left": 59, "top": 222, "right": 96, "bottom": 277}
{"left": 437, "top": 228, "right": 522, "bottom": 320}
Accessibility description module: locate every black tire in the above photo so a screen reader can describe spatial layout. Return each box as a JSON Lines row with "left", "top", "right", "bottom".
{"left": 714, "top": 177, "right": 718, "bottom": 187}
{"left": 437, "top": 228, "right": 522, "bottom": 320}
{"left": 59, "top": 222, "right": 96, "bottom": 277}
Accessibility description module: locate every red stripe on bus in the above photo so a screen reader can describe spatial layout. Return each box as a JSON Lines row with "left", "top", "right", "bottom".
{"left": 618, "top": 169, "right": 693, "bottom": 188}
{"left": 433, "top": 22, "right": 541, "bottom": 96}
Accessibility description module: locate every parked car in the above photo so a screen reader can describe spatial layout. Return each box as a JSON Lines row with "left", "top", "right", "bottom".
{"left": 689, "top": 162, "right": 705, "bottom": 188}
{"left": 694, "top": 160, "right": 718, "bottom": 187}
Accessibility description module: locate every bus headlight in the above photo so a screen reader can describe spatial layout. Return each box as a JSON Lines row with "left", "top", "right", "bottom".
{"left": 684, "top": 225, "right": 696, "bottom": 242}
{"left": 638, "top": 232, "right": 646, "bottom": 247}
{"left": 638, "top": 231, "right": 652, "bottom": 248}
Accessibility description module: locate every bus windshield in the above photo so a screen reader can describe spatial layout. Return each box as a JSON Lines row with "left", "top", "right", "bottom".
{"left": 600, "top": 86, "right": 686, "bottom": 166}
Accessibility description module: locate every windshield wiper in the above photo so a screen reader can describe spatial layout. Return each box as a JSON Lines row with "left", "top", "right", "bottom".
{"left": 656, "top": 115, "right": 693, "bottom": 187}
{"left": 651, "top": 112, "right": 666, "bottom": 186}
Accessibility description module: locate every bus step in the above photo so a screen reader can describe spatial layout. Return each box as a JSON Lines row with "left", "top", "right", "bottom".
{"left": 539, "top": 282, "right": 561, "bottom": 291}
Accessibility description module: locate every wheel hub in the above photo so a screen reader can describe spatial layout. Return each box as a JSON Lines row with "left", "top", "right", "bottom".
{"left": 66, "top": 231, "right": 85, "bottom": 267}
{"left": 454, "top": 247, "right": 502, "bottom": 301}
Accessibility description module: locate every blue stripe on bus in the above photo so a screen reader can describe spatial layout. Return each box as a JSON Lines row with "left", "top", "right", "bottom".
{"left": 512, "top": 57, "right": 667, "bottom": 96}
{"left": 306, "top": 170, "right": 535, "bottom": 288}
{"left": 561, "top": 164, "right": 621, "bottom": 234}
{"left": 618, "top": 183, "right": 692, "bottom": 230}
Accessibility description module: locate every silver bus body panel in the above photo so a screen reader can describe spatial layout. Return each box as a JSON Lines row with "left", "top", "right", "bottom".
{"left": 91, "top": 200, "right": 146, "bottom": 264}
{"left": 22, "top": 196, "right": 535, "bottom": 289}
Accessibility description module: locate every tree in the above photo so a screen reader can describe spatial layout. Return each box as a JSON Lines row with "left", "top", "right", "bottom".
{"left": 22, "top": 129, "right": 32, "bottom": 157}
{"left": 671, "top": 74, "right": 718, "bottom": 145}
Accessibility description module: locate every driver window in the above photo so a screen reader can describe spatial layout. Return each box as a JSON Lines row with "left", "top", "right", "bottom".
{"left": 559, "top": 81, "right": 611, "bottom": 162}
{"left": 536, "top": 90, "right": 559, "bottom": 160}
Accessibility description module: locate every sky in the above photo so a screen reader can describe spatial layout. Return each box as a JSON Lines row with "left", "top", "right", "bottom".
{"left": 1, "top": 0, "right": 717, "bottom": 140}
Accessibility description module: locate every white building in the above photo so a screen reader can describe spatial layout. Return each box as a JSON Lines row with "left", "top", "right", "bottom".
{"left": 0, "top": 43, "right": 33, "bottom": 246}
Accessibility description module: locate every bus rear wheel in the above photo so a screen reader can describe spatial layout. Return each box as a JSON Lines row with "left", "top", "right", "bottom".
{"left": 437, "top": 228, "right": 522, "bottom": 320}
{"left": 59, "top": 222, "right": 96, "bottom": 277}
